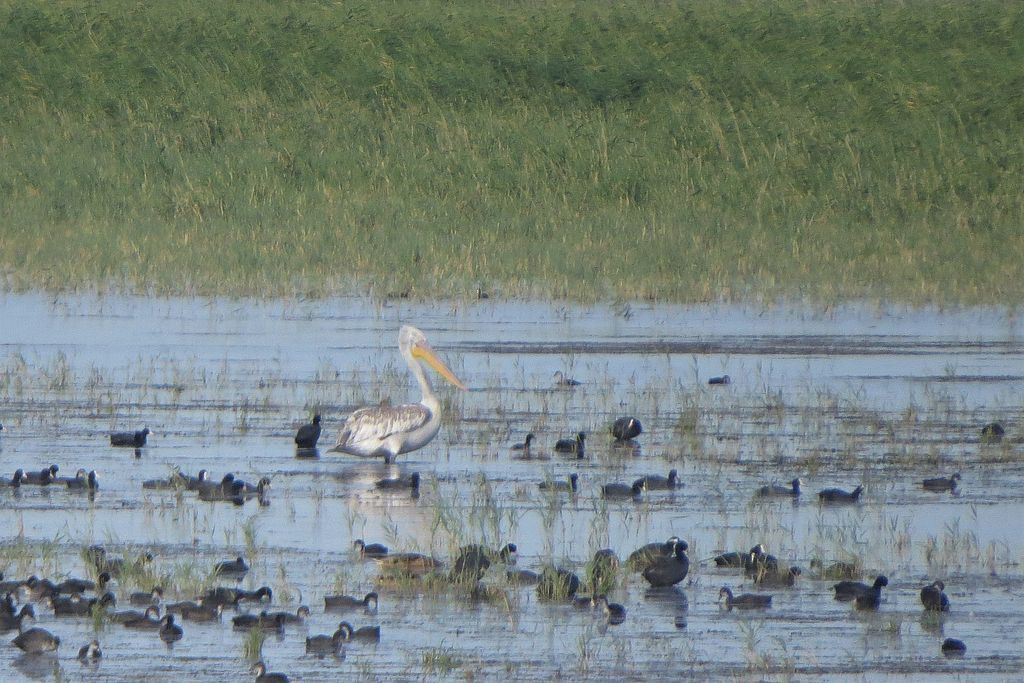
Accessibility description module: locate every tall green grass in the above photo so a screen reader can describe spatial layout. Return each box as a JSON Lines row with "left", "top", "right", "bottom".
{"left": 1, "top": 0, "right": 1022, "bottom": 303}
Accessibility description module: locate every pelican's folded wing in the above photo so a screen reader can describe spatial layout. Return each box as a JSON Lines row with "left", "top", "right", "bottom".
{"left": 334, "top": 404, "right": 432, "bottom": 452}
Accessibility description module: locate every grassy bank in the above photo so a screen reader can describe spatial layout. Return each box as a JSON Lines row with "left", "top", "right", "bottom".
{"left": 1, "top": 0, "right": 1022, "bottom": 304}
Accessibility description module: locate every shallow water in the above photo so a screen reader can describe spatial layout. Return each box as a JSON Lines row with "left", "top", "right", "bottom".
{"left": 0, "top": 292, "right": 1022, "bottom": 681}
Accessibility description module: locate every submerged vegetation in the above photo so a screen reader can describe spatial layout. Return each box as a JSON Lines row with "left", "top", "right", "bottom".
{"left": 0, "top": 0, "right": 1022, "bottom": 303}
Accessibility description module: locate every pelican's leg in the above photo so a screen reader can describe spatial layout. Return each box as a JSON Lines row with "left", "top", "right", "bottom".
{"left": 384, "top": 452, "right": 396, "bottom": 464}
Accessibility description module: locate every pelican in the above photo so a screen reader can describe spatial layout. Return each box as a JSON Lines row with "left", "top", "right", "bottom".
{"left": 331, "top": 326, "right": 466, "bottom": 463}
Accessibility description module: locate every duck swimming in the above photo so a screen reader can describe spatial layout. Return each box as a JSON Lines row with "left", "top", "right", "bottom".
{"left": 324, "top": 591, "right": 378, "bottom": 613}
{"left": 553, "top": 432, "right": 585, "bottom": 457}
{"left": 719, "top": 586, "right": 772, "bottom": 610}
{"left": 818, "top": 485, "right": 864, "bottom": 504}
{"left": 353, "top": 539, "right": 389, "bottom": 559}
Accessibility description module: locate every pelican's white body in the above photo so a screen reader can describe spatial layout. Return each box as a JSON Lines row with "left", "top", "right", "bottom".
{"left": 332, "top": 326, "right": 463, "bottom": 463}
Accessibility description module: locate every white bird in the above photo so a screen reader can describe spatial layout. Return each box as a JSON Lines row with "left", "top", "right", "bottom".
{"left": 331, "top": 326, "right": 466, "bottom": 463}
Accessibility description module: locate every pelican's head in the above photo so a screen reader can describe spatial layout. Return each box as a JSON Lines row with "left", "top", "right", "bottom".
{"left": 399, "top": 325, "right": 467, "bottom": 390}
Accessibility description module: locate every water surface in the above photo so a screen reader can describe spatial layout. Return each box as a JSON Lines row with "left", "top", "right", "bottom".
{"left": 0, "top": 292, "right": 1021, "bottom": 680}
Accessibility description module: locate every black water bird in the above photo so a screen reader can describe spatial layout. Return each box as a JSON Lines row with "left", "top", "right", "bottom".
{"left": 743, "top": 545, "right": 780, "bottom": 578}
{"left": 1, "top": 469, "right": 24, "bottom": 487}
{"left": 538, "top": 473, "right": 578, "bottom": 493}
{"left": 554, "top": 432, "right": 585, "bottom": 457}
{"left": 587, "top": 549, "right": 620, "bottom": 595}
{"left": 450, "top": 543, "right": 517, "bottom": 583}
{"left": 714, "top": 551, "right": 747, "bottom": 568}
{"left": 197, "top": 473, "right": 236, "bottom": 497}
{"left": 833, "top": 575, "right": 888, "bottom": 601}
{"left": 235, "top": 586, "right": 274, "bottom": 604}
{"left": 174, "top": 602, "right": 222, "bottom": 622}
{"left": 611, "top": 417, "right": 642, "bottom": 442}
{"left": 0, "top": 605, "right": 34, "bottom": 632}
{"left": 537, "top": 566, "right": 580, "bottom": 601}
{"left": 980, "top": 422, "right": 1005, "bottom": 443}
{"left": 374, "top": 553, "right": 443, "bottom": 576}
{"left": 88, "top": 547, "right": 153, "bottom": 578}
{"left": 757, "top": 478, "right": 801, "bottom": 497}
{"left": 353, "top": 539, "right": 388, "bottom": 559}
{"left": 129, "top": 586, "right": 163, "bottom": 606}
{"left": 0, "top": 591, "right": 16, "bottom": 614}
{"left": 56, "top": 572, "right": 110, "bottom": 595}
{"left": 855, "top": 576, "right": 887, "bottom": 610}
{"left": 628, "top": 537, "right": 682, "bottom": 572}
{"left": 179, "top": 469, "right": 211, "bottom": 491}
{"left": 233, "top": 611, "right": 287, "bottom": 632}
{"left": 942, "top": 638, "right": 967, "bottom": 656}
{"left": 920, "top": 580, "right": 950, "bottom": 611}
{"left": 53, "top": 467, "right": 84, "bottom": 485}
{"left": 264, "top": 606, "right": 310, "bottom": 624}
{"left": 507, "top": 568, "right": 540, "bottom": 586}
{"left": 338, "top": 621, "right": 380, "bottom": 643}
{"left": 214, "top": 556, "right": 249, "bottom": 577}
{"left": 510, "top": 433, "right": 535, "bottom": 456}
{"left": 553, "top": 371, "right": 581, "bottom": 387}
{"left": 77, "top": 639, "right": 102, "bottom": 662}
{"left": 124, "top": 607, "right": 164, "bottom": 629}
{"left": 601, "top": 480, "right": 644, "bottom": 500}
{"left": 809, "top": 558, "right": 861, "bottom": 580}
{"left": 572, "top": 594, "right": 597, "bottom": 610}
{"left": 162, "top": 600, "right": 201, "bottom": 614}
{"left": 252, "top": 661, "right": 290, "bottom": 683}
{"left": 719, "top": 586, "right": 772, "bottom": 609}
{"left": 202, "top": 585, "right": 271, "bottom": 607}
{"left": 324, "top": 591, "right": 378, "bottom": 613}
{"left": 294, "top": 414, "right": 322, "bottom": 448}
{"left": 633, "top": 469, "right": 679, "bottom": 491}
{"left": 642, "top": 541, "right": 689, "bottom": 587}
{"left": 713, "top": 544, "right": 766, "bottom": 569}
{"left": 143, "top": 468, "right": 206, "bottom": 490}
{"left": 922, "top": 473, "right": 961, "bottom": 493}
{"left": 23, "top": 576, "right": 58, "bottom": 601}
{"left": 239, "top": 476, "right": 271, "bottom": 498}
{"left": 159, "top": 614, "right": 184, "bottom": 642}
{"left": 818, "top": 485, "right": 864, "bottom": 504}
{"left": 110, "top": 605, "right": 160, "bottom": 625}
{"left": 198, "top": 474, "right": 248, "bottom": 503}
{"left": 65, "top": 469, "right": 99, "bottom": 491}
{"left": 111, "top": 427, "right": 150, "bottom": 447}
{"left": 53, "top": 591, "right": 116, "bottom": 617}
{"left": 306, "top": 625, "right": 346, "bottom": 657}
{"left": 12, "top": 627, "right": 60, "bottom": 654}
{"left": 755, "top": 566, "right": 802, "bottom": 588}
{"left": 21, "top": 465, "right": 59, "bottom": 486}
{"left": 708, "top": 375, "right": 731, "bottom": 385}
{"left": 595, "top": 595, "right": 626, "bottom": 625}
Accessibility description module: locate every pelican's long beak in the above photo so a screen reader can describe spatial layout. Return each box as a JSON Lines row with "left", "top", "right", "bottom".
{"left": 412, "top": 344, "right": 467, "bottom": 391}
